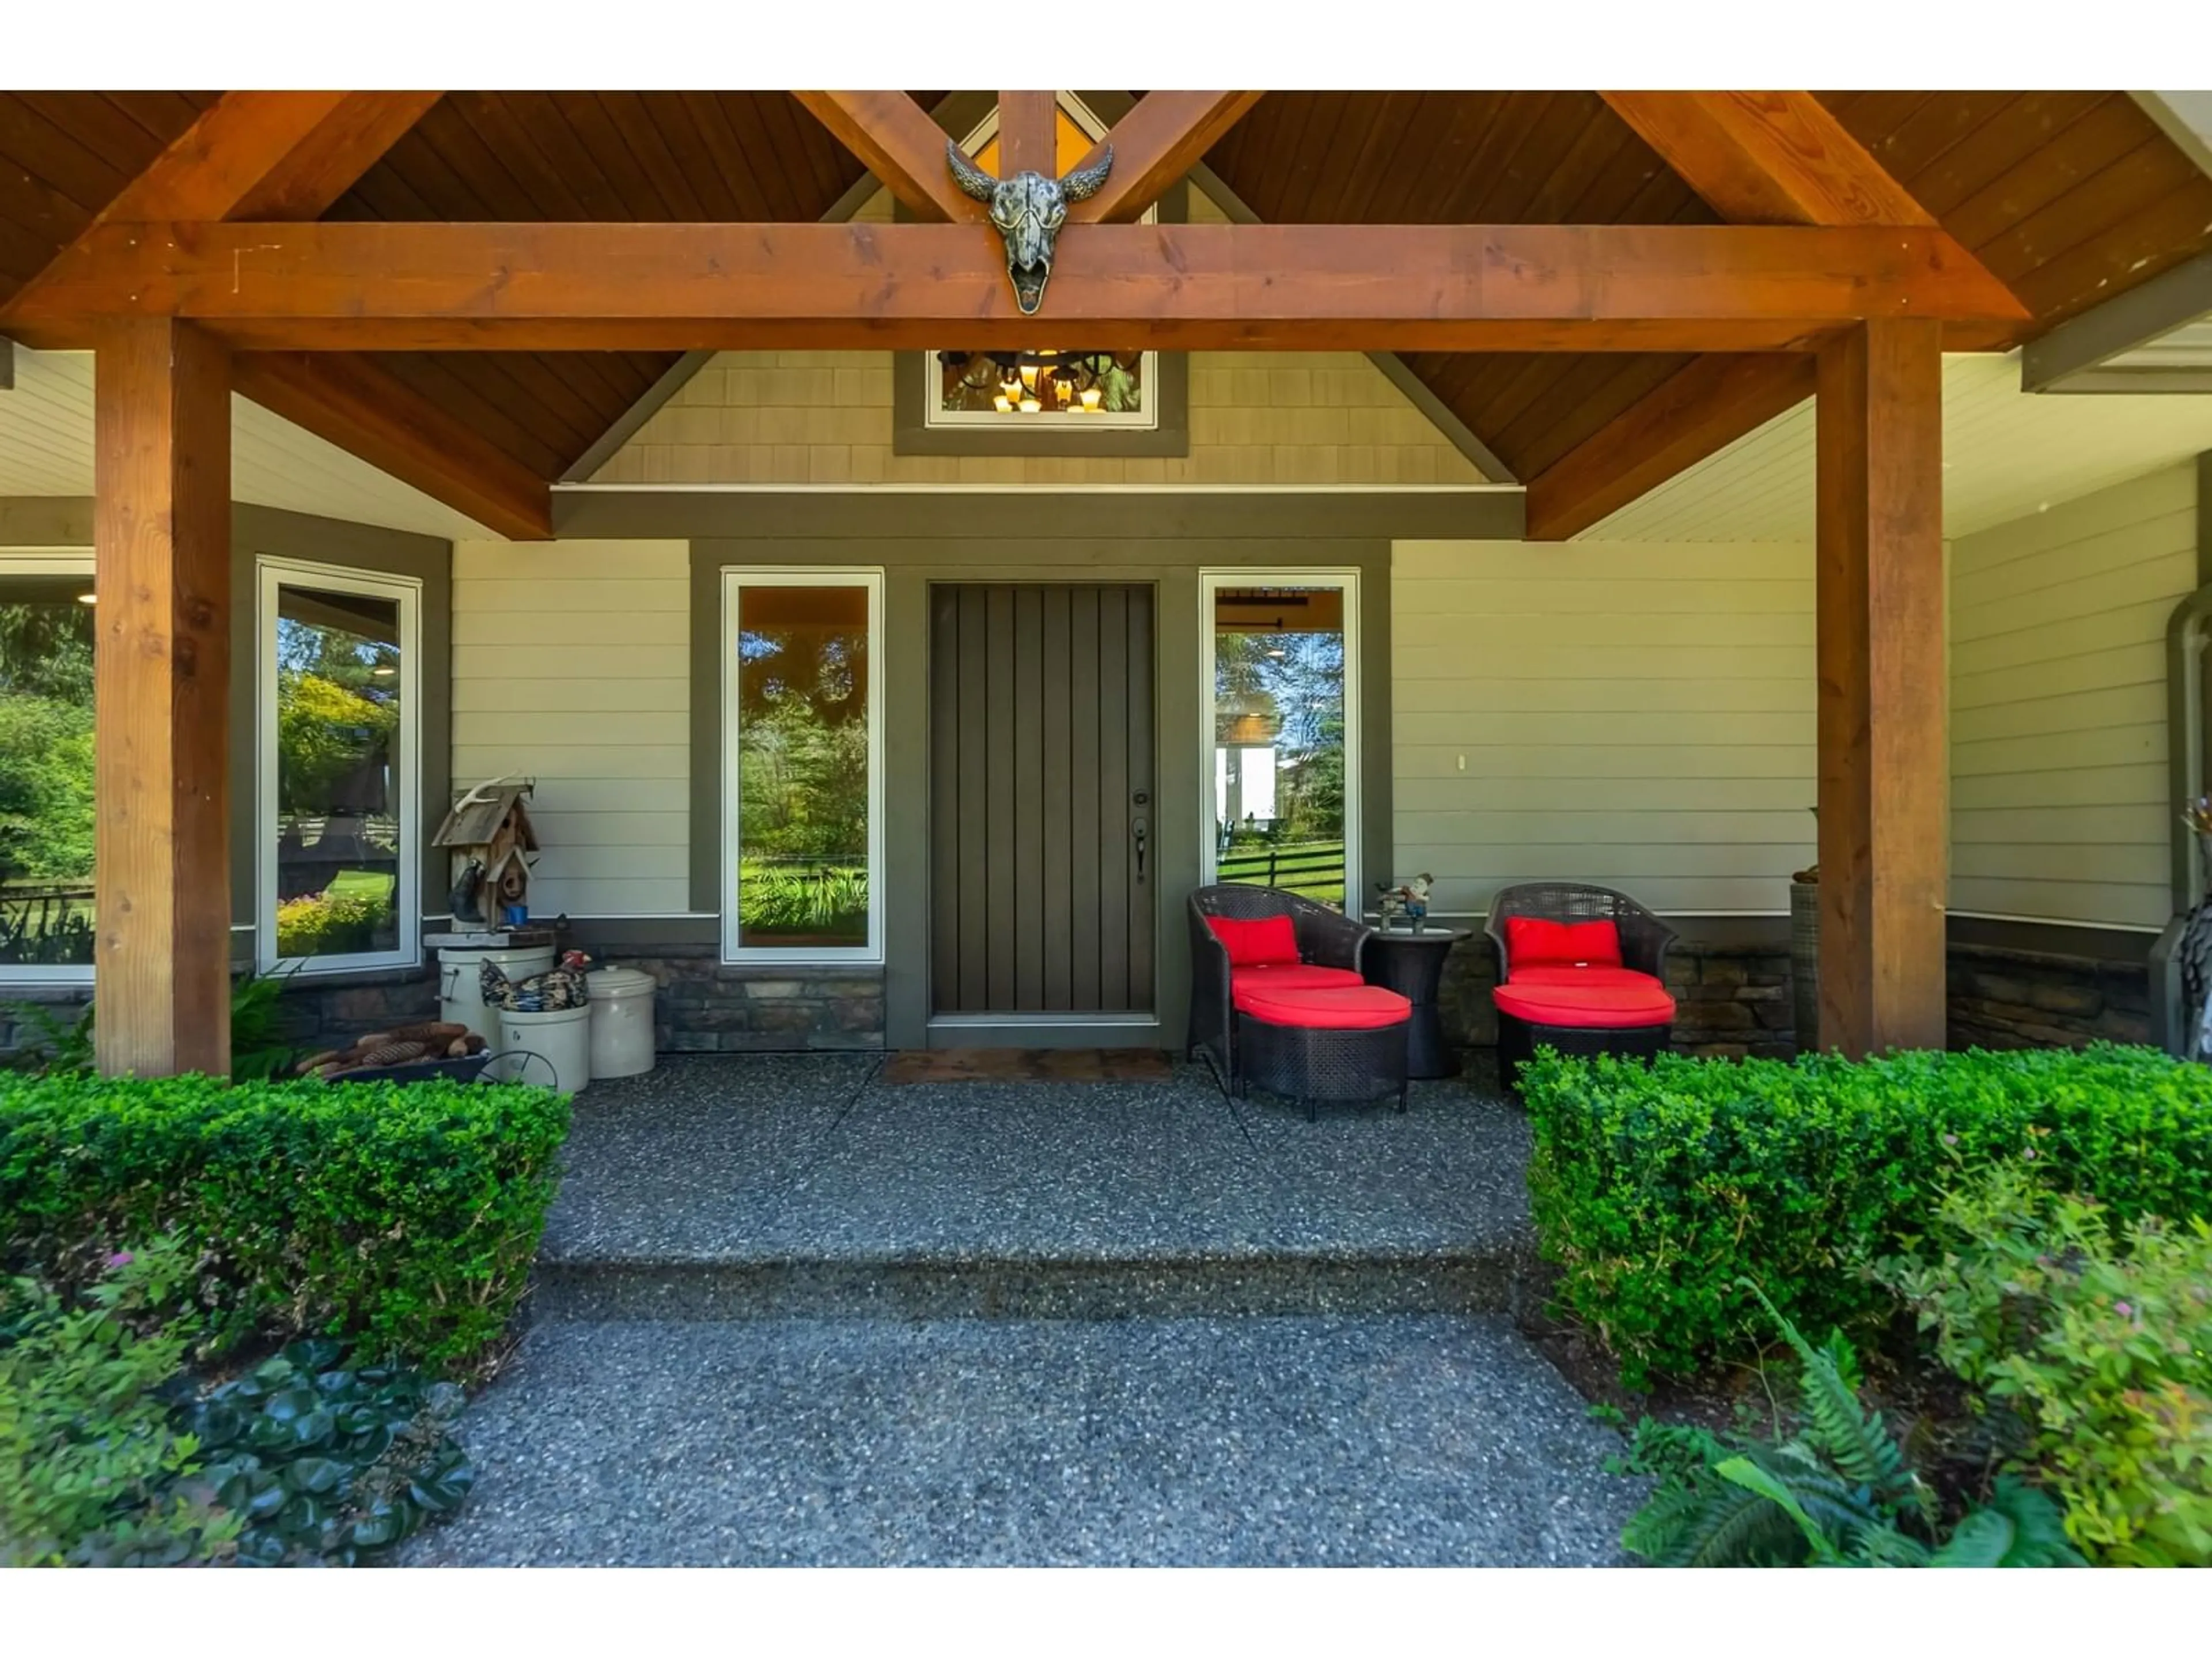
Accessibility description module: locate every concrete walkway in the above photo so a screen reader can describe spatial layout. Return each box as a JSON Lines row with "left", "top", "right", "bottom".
{"left": 400, "top": 1056, "right": 1639, "bottom": 1566}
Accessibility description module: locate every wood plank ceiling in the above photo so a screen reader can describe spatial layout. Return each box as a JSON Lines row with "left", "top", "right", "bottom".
{"left": 3, "top": 90, "right": 2209, "bottom": 512}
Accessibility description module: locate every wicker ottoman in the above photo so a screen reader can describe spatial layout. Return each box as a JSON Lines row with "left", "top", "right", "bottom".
{"left": 1491, "top": 971, "right": 1676, "bottom": 1090}
{"left": 1233, "top": 983, "right": 1412, "bottom": 1119}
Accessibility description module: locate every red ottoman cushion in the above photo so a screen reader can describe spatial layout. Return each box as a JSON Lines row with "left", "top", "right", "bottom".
{"left": 1235, "top": 984, "right": 1412, "bottom": 1031}
{"left": 1493, "top": 973, "right": 1675, "bottom": 1029}
{"left": 1230, "top": 963, "right": 1365, "bottom": 995}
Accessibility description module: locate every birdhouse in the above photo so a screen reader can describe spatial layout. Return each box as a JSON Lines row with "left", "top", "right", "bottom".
{"left": 433, "top": 777, "right": 539, "bottom": 926}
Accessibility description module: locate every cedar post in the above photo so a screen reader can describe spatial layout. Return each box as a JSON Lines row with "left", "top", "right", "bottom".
{"left": 93, "top": 317, "right": 233, "bottom": 1078}
{"left": 1814, "top": 317, "right": 1948, "bottom": 1057}
{"left": 997, "top": 91, "right": 1059, "bottom": 178}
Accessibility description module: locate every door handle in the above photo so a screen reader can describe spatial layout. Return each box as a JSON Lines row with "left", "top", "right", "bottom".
{"left": 1132, "top": 816, "right": 1149, "bottom": 880}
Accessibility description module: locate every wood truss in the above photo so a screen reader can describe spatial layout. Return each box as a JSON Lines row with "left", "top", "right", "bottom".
{"left": 8, "top": 88, "right": 2013, "bottom": 1073}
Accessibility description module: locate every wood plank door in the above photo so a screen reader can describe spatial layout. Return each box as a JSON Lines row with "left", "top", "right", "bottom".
{"left": 931, "top": 584, "right": 1156, "bottom": 1016}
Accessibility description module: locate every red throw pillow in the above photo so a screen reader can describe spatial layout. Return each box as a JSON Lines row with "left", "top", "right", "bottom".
{"left": 1206, "top": 914, "right": 1301, "bottom": 967}
{"left": 1503, "top": 915, "right": 1624, "bottom": 971}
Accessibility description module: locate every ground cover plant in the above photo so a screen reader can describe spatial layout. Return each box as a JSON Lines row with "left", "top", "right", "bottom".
{"left": 1521, "top": 1045, "right": 2212, "bottom": 1383}
{"left": 1612, "top": 1282, "right": 2082, "bottom": 1567}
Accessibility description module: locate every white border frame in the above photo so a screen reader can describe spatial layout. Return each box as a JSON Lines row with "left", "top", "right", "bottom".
{"left": 256, "top": 556, "right": 423, "bottom": 976}
{"left": 1198, "top": 569, "right": 1362, "bottom": 907}
{"left": 925, "top": 93, "right": 1159, "bottom": 434}
{"left": 0, "top": 551, "right": 99, "bottom": 984}
{"left": 720, "top": 567, "right": 887, "bottom": 964}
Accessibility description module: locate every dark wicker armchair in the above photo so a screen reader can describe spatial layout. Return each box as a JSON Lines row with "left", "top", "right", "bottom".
{"left": 1187, "top": 885, "right": 1371, "bottom": 1088}
{"left": 1485, "top": 882, "right": 1679, "bottom": 1086}
{"left": 1484, "top": 882, "right": 1677, "bottom": 980}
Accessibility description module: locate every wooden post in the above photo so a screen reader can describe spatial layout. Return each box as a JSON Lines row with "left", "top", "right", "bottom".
{"left": 998, "top": 91, "right": 1059, "bottom": 178}
{"left": 93, "top": 317, "right": 233, "bottom": 1078}
{"left": 1815, "top": 317, "right": 1947, "bottom": 1057}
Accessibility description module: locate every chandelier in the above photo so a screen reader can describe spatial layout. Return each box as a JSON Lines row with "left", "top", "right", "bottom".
{"left": 937, "top": 349, "right": 1132, "bottom": 414}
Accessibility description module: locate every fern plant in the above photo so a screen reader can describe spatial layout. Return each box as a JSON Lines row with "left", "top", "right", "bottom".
{"left": 1614, "top": 1281, "right": 2084, "bottom": 1567}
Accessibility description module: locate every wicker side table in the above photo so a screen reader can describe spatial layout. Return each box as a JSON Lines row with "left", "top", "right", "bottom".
{"left": 1360, "top": 927, "right": 1468, "bottom": 1079}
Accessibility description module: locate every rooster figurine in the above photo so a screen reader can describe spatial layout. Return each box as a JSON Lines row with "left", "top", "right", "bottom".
{"left": 480, "top": 949, "right": 593, "bottom": 1014}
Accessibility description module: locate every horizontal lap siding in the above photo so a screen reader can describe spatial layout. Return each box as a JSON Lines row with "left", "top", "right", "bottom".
{"left": 1949, "top": 464, "right": 2195, "bottom": 931}
{"left": 449, "top": 539, "right": 691, "bottom": 916}
{"left": 1392, "top": 539, "right": 1816, "bottom": 917}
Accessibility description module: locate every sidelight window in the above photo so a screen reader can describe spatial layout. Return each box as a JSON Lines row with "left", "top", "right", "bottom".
{"left": 0, "top": 555, "right": 97, "bottom": 979}
{"left": 1200, "top": 572, "right": 1359, "bottom": 909}
{"left": 721, "top": 571, "right": 884, "bottom": 962}
{"left": 257, "top": 559, "right": 421, "bottom": 973}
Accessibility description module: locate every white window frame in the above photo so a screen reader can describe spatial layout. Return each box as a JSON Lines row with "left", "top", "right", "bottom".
{"left": 1198, "top": 569, "right": 1362, "bottom": 907}
{"left": 256, "top": 557, "right": 422, "bottom": 975}
{"left": 0, "top": 551, "right": 98, "bottom": 984}
{"left": 925, "top": 93, "right": 1158, "bottom": 433}
{"left": 720, "top": 568, "right": 886, "bottom": 964}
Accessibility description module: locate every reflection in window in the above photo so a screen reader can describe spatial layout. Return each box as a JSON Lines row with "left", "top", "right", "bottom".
{"left": 0, "top": 570, "right": 96, "bottom": 969}
{"left": 272, "top": 582, "right": 404, "bottom": 963}
{"left": 933, "top": 349, "right": 1154, "bottom": 426}
{"left": 1212, "top": 585, "right": 1350, "bottom": 906}
{"left": 731, "top": 581, "right": 876, "bottom": 953}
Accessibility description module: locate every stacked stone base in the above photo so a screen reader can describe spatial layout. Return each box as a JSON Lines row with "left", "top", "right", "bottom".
{"left": 1946, "top": 944, "right": 2151, "bottom": 1050}
{"left": 612, "top": 949, "right": 884, "bottom": 1052}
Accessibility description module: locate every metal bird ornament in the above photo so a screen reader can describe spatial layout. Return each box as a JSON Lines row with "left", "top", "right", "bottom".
{"left": 947, "top": 138, "right": 1113, "bottom": 315}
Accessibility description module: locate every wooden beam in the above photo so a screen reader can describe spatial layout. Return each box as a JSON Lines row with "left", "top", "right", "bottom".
{"left": 1525, "top": 354, "right": 1815, "bottom": 539}
{"left": 5, "top": 220, "right": 2029, "bottom": 355}
{"left": 93, "top": 317, "right": 232, "bottom": 1079}
{"left": 791, "top": 91, "right": 983, "bottom": 224}
{"left": 99, "top": 92, "right": 442, "bottom": 224}
{"left": 1600, "top": 92, "right": 1934, "bottom": 228}
{"left": 1069, "top": 92, "right": 1262, "bottom": 223}
{"left": 1815, "top": 317, "right": 1948, "bottom": 1058}
{"left": 232, "top": 353, "right": 552, "bottom": 539}
{"left": 1528, "top": 92, "right": 1979, "bottom": 537}
{"left": 998, "top": 91, "right": 1059, "bottom": 178}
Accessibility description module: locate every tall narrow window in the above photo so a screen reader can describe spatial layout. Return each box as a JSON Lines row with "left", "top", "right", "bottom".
{"left": 258, "top": 560, "right": 420, "bottom": 972}
{"left": 0, "top": 557, "right": 96, "bottom": 978}
{"left": 1202, "top": 574, "right": 1359, "bottom": 908}
{"left": 722, "top": 571, "right": 883, "bottom": 961}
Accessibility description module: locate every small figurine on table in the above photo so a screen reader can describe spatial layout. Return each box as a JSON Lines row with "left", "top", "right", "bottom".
{"left": 1375, "top": 873, "right": 1435, "bottom": 934}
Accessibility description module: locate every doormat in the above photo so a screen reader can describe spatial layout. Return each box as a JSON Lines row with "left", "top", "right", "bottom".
{"left": 882, "top": 1048, "right": 1176, "bottom": 1085}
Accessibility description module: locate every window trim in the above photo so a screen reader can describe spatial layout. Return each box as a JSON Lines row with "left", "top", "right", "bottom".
{"left": 719, "top": 567, "right": 887, "bottom": 964}
{"left": 255, "top": 556, "right": 423, "bottom": 976}
{"left": 0, "top": 550, "right": 97, "bottom": 984}
{"left": 1197, "top": 569, "right": 1362, "bottom": 907}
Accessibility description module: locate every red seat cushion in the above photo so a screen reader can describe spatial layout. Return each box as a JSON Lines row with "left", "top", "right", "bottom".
{"left": 1206, "top": 913, "right": 1301, "bottom": 967}
{"left": 1235, "top": 984, "right": 1411, "bottom": 1031}
{"left": 1504, "top": 915, "right": 1624, "bottom": 971}
{"left": 1493, "top": 976, "right": 1675, "bottom": 1029}
{"left": 1230, "top": 963, "right": 1365, "bottom": 995}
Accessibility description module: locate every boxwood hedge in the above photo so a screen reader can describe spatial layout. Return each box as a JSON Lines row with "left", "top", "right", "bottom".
{"left": 1520, "top": 1044, "right": 2212, "bottom": 1385}
{"left": 0, "top": 1073, "right": 569, "bottom": 1376}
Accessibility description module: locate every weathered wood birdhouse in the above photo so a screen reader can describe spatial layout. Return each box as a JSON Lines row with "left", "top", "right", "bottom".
{"left": 433, "top": 777, "right": 539, "bottom": 926}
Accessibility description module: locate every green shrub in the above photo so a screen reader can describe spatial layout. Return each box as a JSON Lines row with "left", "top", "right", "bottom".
{"left": 0, "top": 1072, "right": 569, "bottom": 1376}
{"left": 1521, "top": 1046, "right": 2212, "bottom": 1384}
{"left": 1614, "top": 1281, "right": 2082, "bottom": 1568}
{"left": 0, "top": 1239, "right": 239, "bottom": 1566}
{"left": 1878, "top": 1161, "right": 2212, "bottom": 1566}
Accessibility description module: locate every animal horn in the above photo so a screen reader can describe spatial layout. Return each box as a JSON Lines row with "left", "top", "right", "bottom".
{"left": 1058, "top": 143, "right": 1113, "bottom": 202}
{"left": 946, "top": 138, "right": 997, "bottom": 202}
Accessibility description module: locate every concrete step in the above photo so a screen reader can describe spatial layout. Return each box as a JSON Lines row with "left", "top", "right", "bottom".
{"left": 531, "top": 1239, "right": 1543, "bottom": 1323}
{"left": 407, "top": 1312, "right": 1637, "bottom": 1567}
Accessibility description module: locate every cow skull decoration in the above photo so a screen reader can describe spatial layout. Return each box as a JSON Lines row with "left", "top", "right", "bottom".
{"left": 947, "top": 138, "right": 1114, "bottom": 315}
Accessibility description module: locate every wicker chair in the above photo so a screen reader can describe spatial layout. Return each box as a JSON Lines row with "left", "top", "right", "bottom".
{"left": 1485, "top": 882, "right": 1679, "bottom": 1086}
{"left": 1187, "top": 885, "right": 1371, "bottom": 1092}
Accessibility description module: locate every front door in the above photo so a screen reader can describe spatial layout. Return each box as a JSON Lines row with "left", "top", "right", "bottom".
{"left": 930, "top": 584, "right": 1156, "bottom": 1020}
